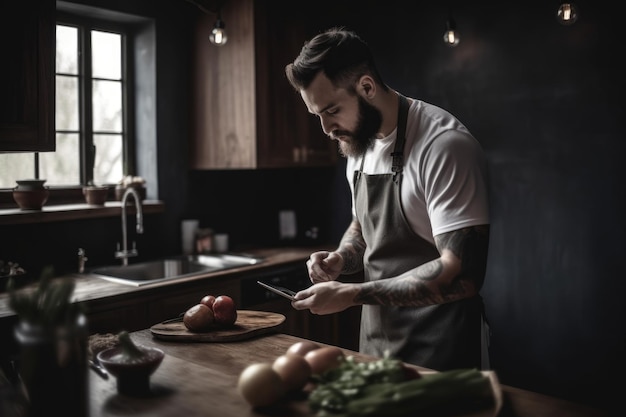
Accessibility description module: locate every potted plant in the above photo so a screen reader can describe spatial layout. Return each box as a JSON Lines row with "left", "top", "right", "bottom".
{"left": 1, "top": 260, "right": 26, "bottom": 293}
{"left": 7, "top": 267, "right": 88, "bottom": 417}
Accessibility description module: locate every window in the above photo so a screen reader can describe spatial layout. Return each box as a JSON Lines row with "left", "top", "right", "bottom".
{"left": 0, "top": 15, "right": 132, "bottom": 193}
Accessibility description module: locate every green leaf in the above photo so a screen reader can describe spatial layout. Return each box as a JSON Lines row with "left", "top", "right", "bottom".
{"left": 8, "top": 265, "right": 84, "bottom": 327}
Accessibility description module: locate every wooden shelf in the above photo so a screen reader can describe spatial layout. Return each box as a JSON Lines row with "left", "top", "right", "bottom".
{"left": 0, "top": 200, "right": 164, "bottom": 225}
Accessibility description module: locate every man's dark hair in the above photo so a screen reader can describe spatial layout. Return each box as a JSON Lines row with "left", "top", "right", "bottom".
{"left": 285, "top": 27, "right": 387, "bottom": 92}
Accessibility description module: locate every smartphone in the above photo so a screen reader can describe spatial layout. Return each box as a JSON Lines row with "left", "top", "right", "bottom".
{"left": 257, "top": 281, "right": 297, "bottom": 301}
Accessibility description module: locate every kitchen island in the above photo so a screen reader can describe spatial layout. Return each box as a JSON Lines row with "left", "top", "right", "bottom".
{"left": 87, "top": 329, "right": 610, "bottom": 417}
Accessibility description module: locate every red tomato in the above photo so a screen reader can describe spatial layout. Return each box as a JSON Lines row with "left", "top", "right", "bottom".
{"left": 304, "top": 346, "right": 345, "bottom": 375}
{"left": 213, "top": 295, "right": 237, "bottom": 325}
{"left": 200, "top": 294, "right": 216, "bottom": 309}
{"left": 183, "top": 303, "right": 215, "bottom": 331}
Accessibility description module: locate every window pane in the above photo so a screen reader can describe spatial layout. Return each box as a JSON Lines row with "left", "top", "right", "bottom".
{"left": 56, "top": 75, "right": 79, "bottom": 131}
{"left": 93, "top": 79, "right": 122, "bottom": 132}
{"left": 92, "top": 30, "right": 121, "bottom": 80}
{"left": 40, "top": 133, "right": 80, "bottom": 185}
{"left": 93, "top": 134, "right": 123, "bottom": 185}
{"left": 0, "top": 154, "right": 35, "bottom": 188}
{"left": 56, "top": 25, "right": 78, "bottom": 74}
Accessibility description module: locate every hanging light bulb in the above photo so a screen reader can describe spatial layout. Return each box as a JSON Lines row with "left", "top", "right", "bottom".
{"left": 209, "top": 9, "right": 228, "bottom": 46}
{"left": 556, "top": 3, "right": 578, "bottom": 25}
{"left": 443, "top": 18, "right": 460, "bottom": 47}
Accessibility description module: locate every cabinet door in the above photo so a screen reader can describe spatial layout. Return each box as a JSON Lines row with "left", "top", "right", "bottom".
{"left": 254, "top": 1, "right": 337, "bottom": 168}
{"left": 191, "top": 0, "right": 256, "bottom": 169}
{"left": 190, "top": 0, "right": 337, "bottom": 169}
{"left": 0, "top": 0, "right": 55, "bottom": 152}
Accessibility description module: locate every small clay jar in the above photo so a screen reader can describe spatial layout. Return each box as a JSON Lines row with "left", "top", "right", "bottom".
{"left": 83, "top": 186, "right": 109, "bottom": 205}
{"left": 12, "top": 179, "right": 50, "bottom": 210}
{"left": 115, "top": 184, "right": 146, "bottom": 201}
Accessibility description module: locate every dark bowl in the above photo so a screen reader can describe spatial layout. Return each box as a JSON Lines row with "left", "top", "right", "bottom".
{"left": 97, "top": 345, "right": 164, "bottom": 396}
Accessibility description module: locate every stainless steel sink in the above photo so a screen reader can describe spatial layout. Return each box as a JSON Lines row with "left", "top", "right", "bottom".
{"left": 90, "top": 253, "right": 264, "bottom": 287}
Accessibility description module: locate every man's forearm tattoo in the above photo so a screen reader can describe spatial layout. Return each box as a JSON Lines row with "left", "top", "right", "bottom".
{"left": 435, "top": 225, "right": 489, "bottom": 285}
{"left": 355, "top": 225, "right": 489, "bottom": 307}
{"left": 337, "top": 218, "right": 366, "bottom": 274}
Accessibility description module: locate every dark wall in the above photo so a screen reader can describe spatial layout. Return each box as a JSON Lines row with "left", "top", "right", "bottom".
{"left": 310, "top": 0, "right": 623, "bottom": 411}
{"left": 186, "top": 166, "right": 349, "bottom": 249}
{"left": 2, "top": 0, "right": 623, "bottom": 412}
{"left": 186, "top": 0, "right": 624, "bottom": 410}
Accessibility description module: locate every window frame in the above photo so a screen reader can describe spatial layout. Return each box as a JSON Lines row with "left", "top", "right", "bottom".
{"left": 0, "top": 12, "right": 135, "bottom": 207}
{"left": 55, "top": 11, "right": 136, "bottom": 189}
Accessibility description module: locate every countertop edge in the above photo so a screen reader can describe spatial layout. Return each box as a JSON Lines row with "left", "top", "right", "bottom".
{"left": 0, "top": 245, "right": 331, "bottom": 320}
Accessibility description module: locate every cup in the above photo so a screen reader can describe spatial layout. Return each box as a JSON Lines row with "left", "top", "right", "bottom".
{"left": 181, "top": 219, "right": 199, "bottom": 255}
{"left": 214, "top": 234, "right": 229, "bottom": 253}
{"left": 83, "top": 186, "right": 109, "bottom": 205}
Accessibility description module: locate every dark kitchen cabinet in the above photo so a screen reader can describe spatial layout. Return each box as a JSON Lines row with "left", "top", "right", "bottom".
{"left": 86, "top": 279, "right": 240, "bottom": 335}
{"left": 240, "top": 264, "right": 361, "bottom": 350}
{"left": 190, "top": 0, "right": 336, "bottom": 169}
{"left": 0, "top": 0, "right": 55, "bottom": 152}
{"left": 85, "top": 263, "right": 360, "bottom": 350}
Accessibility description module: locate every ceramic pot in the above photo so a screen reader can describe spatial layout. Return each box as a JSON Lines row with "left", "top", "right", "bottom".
{"left": 12, "top": 179, "right": 49, "bottom": 210}
{"left": 115, "top": 184, "right": 146, "bottom": 201}
{"left": 14, "top": 314, "right": 89, "bottom": 417}
{"left": 83, "top": 186, "right": 109, "bottom": 205}
{"left": 14, "top": 179, "right": 47, "bottom": 190}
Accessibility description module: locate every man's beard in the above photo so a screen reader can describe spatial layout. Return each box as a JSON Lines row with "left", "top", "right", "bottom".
{"left": 336, "top": 95, "right": 383, "bottom": 158}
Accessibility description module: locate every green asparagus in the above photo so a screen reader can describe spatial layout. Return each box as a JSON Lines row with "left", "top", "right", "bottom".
{"left": 309, "top": 355, "right": 494, "bottom": 417}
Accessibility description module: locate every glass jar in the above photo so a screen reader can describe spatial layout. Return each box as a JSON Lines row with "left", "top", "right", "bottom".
{"left": 14, "top": 314, "right": 89, "bottom": 417}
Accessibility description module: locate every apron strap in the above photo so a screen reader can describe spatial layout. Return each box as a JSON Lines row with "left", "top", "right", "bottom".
{"left": 358, "top": 93, "right": 411, "bottom": 178}
{"left": 391, "top": 94, "right": 410, "bottom": 183}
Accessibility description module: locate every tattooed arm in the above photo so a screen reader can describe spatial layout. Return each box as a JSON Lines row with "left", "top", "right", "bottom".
{"left": 355, "top": 224, "right": 490, "bottom": 307}
{"left": 296, "top": 224, "right": 489, "bottom": 314}
{"left": 336, "top": 217, "right": 366, "bottom": 274}
{"left": 306, "top": 217, "right": 365, "bottom": 283}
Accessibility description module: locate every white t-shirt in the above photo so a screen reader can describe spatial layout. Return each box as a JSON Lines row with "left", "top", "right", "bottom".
{"left": 346, "top": 99, "right": 489, "bottom": 244}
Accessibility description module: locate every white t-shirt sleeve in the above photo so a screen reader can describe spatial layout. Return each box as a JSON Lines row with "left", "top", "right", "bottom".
{"left": 421, "top": 130, "right": 490, "bottom": 236}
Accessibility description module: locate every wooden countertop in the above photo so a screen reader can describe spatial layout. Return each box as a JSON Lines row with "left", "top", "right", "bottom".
{"left": 0, "top": 246, "right": 323, "bottom": 320}
{"left": 88, "top": 330, "right": 609, "bottom": 417}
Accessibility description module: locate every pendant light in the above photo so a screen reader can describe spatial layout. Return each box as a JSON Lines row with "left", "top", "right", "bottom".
{"left": 556, "top": 2, "right": 578, "bottom": 25}
{"left": 443, "top": 17, "right": 460, "bottom": 47}
{"left": 184, "top": 0, "right": 229, "bottom": 46}
{"left": 209, "top": 7, "right": 228, "bottom": 46}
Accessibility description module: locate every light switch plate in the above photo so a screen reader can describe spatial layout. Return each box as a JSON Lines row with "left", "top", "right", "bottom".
{"left": 279, "top": 210, "right": 297, "bottom": 239}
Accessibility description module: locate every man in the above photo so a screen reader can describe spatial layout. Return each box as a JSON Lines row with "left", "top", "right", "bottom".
{"left": 285, "top": 27, "right": 491, "bottom": 371}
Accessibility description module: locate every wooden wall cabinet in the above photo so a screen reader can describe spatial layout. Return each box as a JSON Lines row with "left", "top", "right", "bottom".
{"left": 190, "top": 0, "right": 337, "bottom": 169}
{"left": 0, "top": 0, "right": 55, "bottom": 152}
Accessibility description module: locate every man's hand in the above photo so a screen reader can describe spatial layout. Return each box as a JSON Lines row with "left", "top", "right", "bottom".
{"left": 292, "top": 281, "right": 358, "bottom": 314}
{"left": 306, "top": 251, "right": 344, "bottom": 283}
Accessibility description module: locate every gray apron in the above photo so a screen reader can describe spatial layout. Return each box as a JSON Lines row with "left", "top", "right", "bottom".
{"left": 354, "top": 94, "right": 484, "bottom": 371}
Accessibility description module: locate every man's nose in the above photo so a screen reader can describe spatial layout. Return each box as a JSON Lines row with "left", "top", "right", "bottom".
{"left": 319, "top": 115, "right": 332, "bottom": 136}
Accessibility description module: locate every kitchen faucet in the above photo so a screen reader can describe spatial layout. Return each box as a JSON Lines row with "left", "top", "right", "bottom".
{"left": 115, "top": 187, "right": 144, "bottom": 265}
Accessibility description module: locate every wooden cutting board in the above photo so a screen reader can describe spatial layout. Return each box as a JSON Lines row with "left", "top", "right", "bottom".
{"left": 150, "top": 310, "right": 286, "bottom": 342}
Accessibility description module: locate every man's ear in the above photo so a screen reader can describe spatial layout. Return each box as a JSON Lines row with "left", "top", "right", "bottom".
{"left": 356, "top": 75, "right": 376, "bottom": 99}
